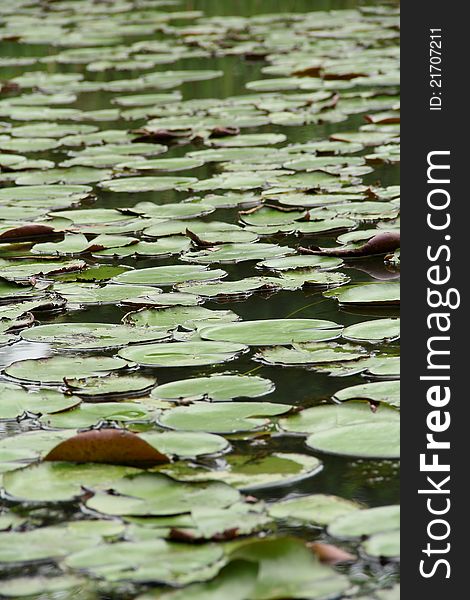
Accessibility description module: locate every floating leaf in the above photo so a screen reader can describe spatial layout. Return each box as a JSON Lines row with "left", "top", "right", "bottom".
{"left": 40, "top": 402, "right": 151, "bottom": 429}
{"left": 99, "top": 176, "right": 198, "bottom": 192}
{"left": 324, "top": 282, "right": 400, "bottom": 305}
{"left": 208, "top": 133, "right": 286, "bottom": 147}
{"left": 343, "top": 318, "right": 400, "bottom": 342}
{"left": 113, "top": 265, "right": 227, "bottom": 286}
{"left": 65, "top": 374, "right": 156, "bottom": 399}
{"left": 328, "top": 505, "right": 400, "bottom": 540}
{"left": 125, "top": 305, "right": 238, "bottom": 330}
{"left": 85, "top": 472, "right": 240, "bottom": 518}
{"left": 5, "top": 356, "right": 129, "bottom": 384}
{"left": 362, "top": 530, "right": 400, "bottom": 559}
{"left": 0, "top": 384, "right": 81, "bottom": 420}
{"left": 21, "top": 322, "right": 170, "bottom": 350}
{"left": 3, "top": 462, "right": 139, "bottom": 503}
{"left": 162, "top": 453, "right": 321, "bottom": 491}
{"left": 182, "top": 243, "right": 294, "bottom": 264}
{"left": 158, "top": 401, "right": 291, "bottom": 434}
{"left": 118, "top": 341, "right": 247, "bottom": 367}
{"left": 151, "top": 375, "right": 274, "bottom": 402}
{"left": 269, "top": 494, "right": 361, "bottom": 526}
{"left": 200, "top": 319, "right": 342, "bottom": 346}
{"left": 256, "top": 342, "right": 367, "bottom": 366}
{"left": 334, "top": 381, "right": 400, "bottom": 408}
{"left": 259, "top": 255, "right": 343, "bottom": 271}
{"left": 45, "top": 429, "right": 169, "bottom": 467}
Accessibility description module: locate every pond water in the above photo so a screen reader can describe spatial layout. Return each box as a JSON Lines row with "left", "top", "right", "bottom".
{"left": 0, "top": 0, "right": 399, "bottom": 598}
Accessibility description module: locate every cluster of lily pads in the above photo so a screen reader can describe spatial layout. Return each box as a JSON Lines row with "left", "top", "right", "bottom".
{"left": 0, "top": 0, "right": 400, "bottom": 598}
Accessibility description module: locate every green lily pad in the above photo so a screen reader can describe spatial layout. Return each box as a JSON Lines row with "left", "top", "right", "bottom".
{"left": 143, "top": 560, "right": 253, "bottom": 600}
{"left": 228, "top": 537, "right": 350, "bottom": 599}
{"left": 0, "top": 260, "right": 86, "bottom": 282}
{"left": 10, "top": 123, "right": 96, "bottom": 139}
{"left": 21, "top": 322, "right": 170, "bottom": 350}
{"left": 151, "top": 375, "right": 274, "bottom": 402}
{"left": 199, "top": 319, "right": 342, "bottom": 346}
{"left": 208, "top": 133, "right": 286, "bottom": 147}
{"left": 99, "top": 176, "right": 198, "bottom": 192}
{"left": 15, "top": 167, "right": 113, "bottom": 186}
{"left": 117, "top": 157, "right": 204, "bottom": 171}
{"left": 85, "top": 471, "right": 239, "bottom": 518}
{"left": 113, "top": 265, "right": 227, "bottom": 286}
{"left": 0, "top": 384, "right": 81, "bottom": 420}
{"left": 65, "top": 374, "right": 157, "bottom": 399}
{"left": 158, "top": 401, "right": 291, "bottom": 434}
{"left": 0, "top": 575, "right": 88, "bottom": 597}
{"left": 0, "top": 524, "right": 109, "bottom": 564}
{"left": 64, "top": 538, "right": 225, "bottom": 584}
{"left": 40, "top": 402, "right": 151, "bottom": 429}
{"left": 93, "top": 238, "right": 191, "bottom": 258}
{"left": 175, "top": 277, "right": 278, "bottom": 298}
{"left": 280, "top": 400, "right": 398, "bottom": 431}
{"left": 139, "top": 431, "right": 229, "bottom": 458}
{"left": 324, "top": 282, "right": 400, "bottom": 305}
{"left": 259, "top": 255, "right": 343, "bottom": 271}
{"left": 343, "top": 318, "right": 400, "bottom": 342}
{"left": 0, "top": 430, "right": 71, "bottom": 465}
{"left": 269, "top": 494, "right": 361, "bottom": 526}
{"left": 256, "top": 342, "right": 367, "bottom": 366}
{"left": 3, "top": 462, "right": 139, "bottom": 503}
{"left": 362, "top": 530, "right": 400, "bottom": 559}
{"left": 128, "top": 202, "right": 214, "bottom": 220}
{"left": 334, "top": 381, "right": 400, "bottom": 408}
{"left": 118, "top": 341, "right": 247, "bottom": 367}
{"left": 125, "top": 305, "right": 238, "bottom": 330}
{"left": 52, "top": 282, "right": 164, "bottom": 305}
{"left": 328, "top": 505, "right": 400, "bottom": 540}
{"left": 306, "top": 420, "right": 400, "bottom": 459}
{"left": 162, "top": 453, "right": 321, "bottom": 491}
{"left": 5, "top": 356, "right": 129, "bottom": 384}
{"left": 182, "top": 243, "right": 294, "bottom": 264}
{"left": 280, "top": 402, "right": 400, "bottom": 459}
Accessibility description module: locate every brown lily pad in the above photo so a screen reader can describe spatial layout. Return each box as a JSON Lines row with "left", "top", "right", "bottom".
{"left": 44, "top": 429, "right": 169, "bottom": 467}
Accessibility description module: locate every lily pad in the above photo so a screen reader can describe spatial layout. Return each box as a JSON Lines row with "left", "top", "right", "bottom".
{"left": 363, "top": 530, "right": 400, "bottom": 559}
{"left": 324, "top": 282, "right": 400, "bottom": 305}
{"left": 151, "top": 375, "right": 274, "bottom": 402}
{"left": 5, "top": 356, "right": 129, "bottom": 384}
{"left": 99, "top": 176, "right": 198, "bottom": 192}
{"left": 208, "top": 133, "right": 286, "bottom": 147}
{"left": 118, "top": 341, "right": 247, "bottom": 367}
{"left": 333, "top": 381, "right": 400, "bottom": 408}
{"left": 256, "top": 342, "right": 367, "bottom": 366}
{"left": 0, "top": 384, "right": 81, "bottom": 420}
{"left": 259, "top": 255, "right": 343, "bottom": 271}
{"left": 328, "top": 505, "right": 400, "bottom": 540}
{"left": 64, "top": 538, "right": 225, "bottom": 584}
{"left": 113, "top": 265, "right": 227, "bottom": 286}
{"left": 199, "top": 319, "right": 342, "bottom": 346}
{"left": 3, "top": 462, "right": 139, "bottom": 503}
{"left": 85, "top": 471, "right": 240, "bottom": 517}
{"left": 162, "top": 453, "right": 321, "bottom": 491}
{"left": 40, "top": 402, "right": 151, "bottom": 429}
{"left": 158, "top": 401, "right": 291, "bottom": 434}
{"left": 125, "top": 306, "right": 238, "bottom": 330}
{"left": 65, "top": 374, "right": 157, "bottom": 399}
{"left": 269, "top": 494, "right": 361, "bottom": 526}
{"left": 182, "top": 243, "right": 294, "bottom": 264}
{"left": 343, "top": 318, "right": 400, "bottom": 342}
{"left": 21, "top": 322, "right": 170, "bottom": 350}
